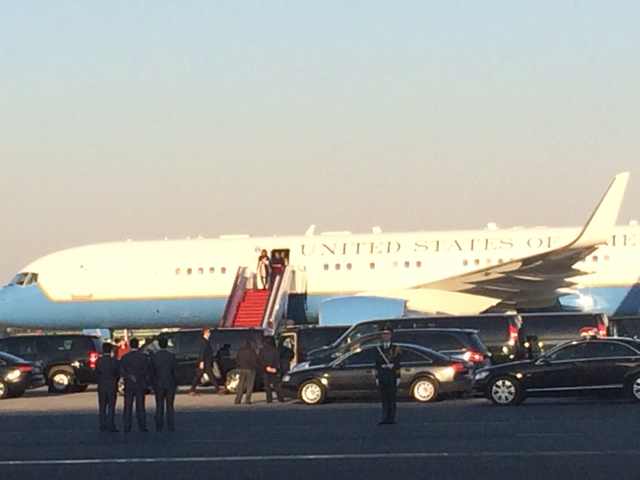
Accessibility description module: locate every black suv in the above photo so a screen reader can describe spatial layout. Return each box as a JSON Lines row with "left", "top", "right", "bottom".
{"left": 141, "top": 328, "right": 266, "bottom": 393}
{"left": 303, "top": 328, "right": 490, "bottom": 369}
{"left": 0, "top": 335, "right": 102, "bottom": 393}
{"left": 519, "top": 312, "right": 609, "bottom": 357}
{"left": 277, "top": 325, "right": 350, "bottom": 365}
{"left": 308, "top": 314, "right": 519, "bottom": 364}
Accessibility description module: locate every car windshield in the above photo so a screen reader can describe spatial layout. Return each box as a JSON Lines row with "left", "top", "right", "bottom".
{"left": 0, "top": 351, "right": 26, "bottom": 363}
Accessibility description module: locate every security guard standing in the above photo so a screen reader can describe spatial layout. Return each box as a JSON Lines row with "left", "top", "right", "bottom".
{"left": 95, "top": 342, "right": 119, "bottom": 432}
{"left": 151, "top": 336, "right": 177, "bottom": 432}
{"left": 189, "top": 328, "right": 218, "bottom": 394}
{"left": 374, "top": 327, "right": 401, "bottom": 425}
{"left": 120, "top": 337, "right": 151, "bottom": 432}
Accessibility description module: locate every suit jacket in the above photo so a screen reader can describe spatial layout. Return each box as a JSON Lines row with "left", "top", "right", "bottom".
{"left": 198, "top": 337, "right": 214, "bottom": 365}
{"left": 95, "top": 355, "right": 119, "bottom": 392}
{"left": 236, "top": 345, "right": 259, "bottom": 370}
{"left": 374, "top": 344, "right": 401, "bottom": 385}
{"left": 120, "top": 349, "right": 151, "bottom": 389}
{"left": 151, "top": 349, "right": 177, "bottom": 390}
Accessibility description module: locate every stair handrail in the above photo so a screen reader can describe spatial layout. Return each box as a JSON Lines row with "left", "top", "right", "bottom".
{"left": 221, "top": 266, "right": 249, "bottom": 327}
{"left": 262, "top": 265, "right": 292, "bottom": 332}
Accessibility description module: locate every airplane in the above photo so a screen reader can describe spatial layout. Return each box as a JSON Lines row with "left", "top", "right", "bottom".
{"left": 0, "top": 172, "right": 638, "bottom": 330}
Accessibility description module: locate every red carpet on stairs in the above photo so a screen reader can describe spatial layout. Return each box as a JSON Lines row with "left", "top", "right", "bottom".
{"left": 232, "top": 289, "right": 270, "bottom": 327}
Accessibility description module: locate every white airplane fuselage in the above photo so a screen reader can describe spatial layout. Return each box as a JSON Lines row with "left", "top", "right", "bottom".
{"left": 1, "top": 224, "right": 639, "bottom": 329}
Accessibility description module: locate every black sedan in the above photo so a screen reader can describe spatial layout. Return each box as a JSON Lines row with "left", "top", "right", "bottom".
{"left": 0, "top": 351, "right": 46, "bottom": 399}
{"left": 281, "top": 343, "right": 473, "bottom": 405}
{"left": 473, "top": 337, "right": 640, "bottom": 405}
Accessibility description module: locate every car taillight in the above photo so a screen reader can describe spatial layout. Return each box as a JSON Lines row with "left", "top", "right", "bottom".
{"left": 508, "top": 323, "right": 518, "bottom": 346}
{"left": 597, "top": 322, "right": 607, "bottom": 337}
{"left": 451, "top": 362, "right": 467, "bottom": 373}
{"left": 462, "top": 350, "right": 485, "bottom": 363}
{"left": 88, "top": 351, "right": 99, "bottom": 369}
{"left": 17, "top": 365, "right": 33, "bottom": 373}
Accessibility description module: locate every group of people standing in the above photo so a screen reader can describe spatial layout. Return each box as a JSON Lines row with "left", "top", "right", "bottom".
{"left": 95, "top": 336, "right": 177, "bottom": 433}
{"left": 256, "top": 250, "right": 288, "bottom": 290}
{"left": 234, "top": 335, "right": 293, "bottom": 405}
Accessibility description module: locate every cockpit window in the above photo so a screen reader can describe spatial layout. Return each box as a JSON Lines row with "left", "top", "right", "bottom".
{"left": 10, "top": 272, "right": 38, "bottom": 286}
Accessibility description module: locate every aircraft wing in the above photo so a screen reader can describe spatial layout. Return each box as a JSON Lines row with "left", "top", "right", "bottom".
{"left": 418, "top": 172, "right": 630, "bottom": 310}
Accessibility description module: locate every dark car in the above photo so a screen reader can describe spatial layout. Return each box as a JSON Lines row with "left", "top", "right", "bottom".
{"left": 282, "top": 343, "right": 473, "bottom": 405}
{"left": 308, "top": 314, "right": 521, "bottom": 364}
{"left": 473, "top": 337, "right": 640, "bottom": 406}
{"left": 519, "top": 312, "right": 609, "bottom": 357}
{"left": 0, "top": 335, "right": 102, "bottom": 393}
{"left": 303, "top": 328, "right": 491, "bottom": 369}
{"left": 0, "top": 351, "right": 46, "bottom": 399}
{"left": 277, "top": 325, "right": 350, "bottom": 366}
{"left": 141, "top": 328, "right": 266, "bottom": 392}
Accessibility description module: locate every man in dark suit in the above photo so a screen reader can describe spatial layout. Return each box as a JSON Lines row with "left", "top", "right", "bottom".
{"left": 234, "top": 341, "right": 259, "bottom": 405}
{"left": 374, "top": 327, "right": 401, "bottom": 425}
{"left": 120, "top": 337, "right": 151, "bottom": 432}
{"left": 151, "top": 336, "right": 177, "bottom": 432}
{"left": 189, "top": 328, "right": 219, "bottom": 394}
{"left": 95, "top": 342, "right": 119, "bottom": 432}
{"left": 259, "top": 336, "right": 284, "bottom": 403}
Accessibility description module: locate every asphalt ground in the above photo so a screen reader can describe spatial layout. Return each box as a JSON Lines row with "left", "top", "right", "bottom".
{"left": 1, "top": 386, "right": 640, "bottom": 480}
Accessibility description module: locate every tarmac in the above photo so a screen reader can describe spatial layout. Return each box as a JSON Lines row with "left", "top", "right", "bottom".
{"left": 1, "top": 387, "right": 639, "bottom": 480}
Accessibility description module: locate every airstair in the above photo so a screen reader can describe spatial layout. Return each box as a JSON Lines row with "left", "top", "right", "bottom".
{"left": 220, "top": 265, "right": 299, "bottom": 332}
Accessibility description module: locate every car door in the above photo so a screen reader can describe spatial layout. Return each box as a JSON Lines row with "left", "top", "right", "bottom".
{"left": 525, "top": 343, "right": 589, "bottom": 392}
{"left": 578, "top": 341, "right": 640, "bottom": 389}
{"left": 329, "top": 347, "right": 378, "bottom": 395}
{"left": 398, "top": 348, "right": 432, "bottom": 389}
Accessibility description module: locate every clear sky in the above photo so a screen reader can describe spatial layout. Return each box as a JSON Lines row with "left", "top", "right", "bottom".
{"left": 1, "top": 1, "right": 639, "bottom": 282}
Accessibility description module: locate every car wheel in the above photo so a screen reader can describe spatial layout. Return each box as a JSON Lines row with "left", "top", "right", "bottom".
{"left": 49, "top": 370, "right": 74, "bottom": 394}
{"left": 299, "top": 380, "right": 325, "bottom": 405}
{"left": 0, "top": 381, "right": 8, "bottom": 399}
{"left": 411, "top": 377, "right": 439, "bottom": 403}
{"left": 225, "top": 369, "right": 240, "bottom": 394}
{"left": 488, "top": 376, "right": 523, "bottom": 406}
{"left": 628, "top": 374, "right": 640, "bottom": 401}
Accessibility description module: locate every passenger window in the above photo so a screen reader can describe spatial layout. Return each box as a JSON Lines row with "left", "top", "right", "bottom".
{"left": 582, "top": 342, "right": 637, "bottom": 358}
{"left": 342, "top": 348, "right": 377, "bottom": 367}
{"left": 428, "top": 334, "right": 464, "bottom": 351}
{"left": 548, "top": 343, "right": 587, "bottom": 361}
{"left": 399, "top": 349, "right": 431, "bottom": 364}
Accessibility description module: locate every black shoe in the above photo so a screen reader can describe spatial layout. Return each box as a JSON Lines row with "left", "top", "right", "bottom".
{"left": 140, "top": 428, "right": 149, "bottom": 432}
{"left": 109, "top": 428, "right": 119, "bottom": 433}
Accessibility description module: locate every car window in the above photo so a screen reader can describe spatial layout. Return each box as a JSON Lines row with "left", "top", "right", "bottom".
{"left": 5, "top": 338, "right": 38, "bottom": 357}
{"left": 346, "top": 324, "right": 380, "bottom": 344}
{"left": 178, "top": 332, "right": 202, "bottom": 354}
{"left": 40, "top": 337, "right": 84, "bottom": 354}
{"left": 427, "top": 333, "right": 464, "bottom": 351}
{"left": 582, "top": 342, "right": 638, "bottom": 359}
{"left": 399, "top": 348, "right": 431, "bottom": 364}
{"left": 342, "top": 348, "right": 377, "bottom": 367}
{"left": 547, "top": 343, "right": 587, "bottom": 361}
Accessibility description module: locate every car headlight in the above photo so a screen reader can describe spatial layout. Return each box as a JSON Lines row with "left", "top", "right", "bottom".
{"left": 474, "top": 370, "right": 490, "bottom": 381}
{"left": 282, "top": 375, "right": 291, "bottom": 383}
{"left": 5, "top": 369, "right": 22, "bottom": 382}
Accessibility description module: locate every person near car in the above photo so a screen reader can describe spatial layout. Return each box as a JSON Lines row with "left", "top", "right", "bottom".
{"left": 151, "top": 335, "right": 177, "bottom": 432}
{"left": 374, "top": 328, "right": 401, "bottom": 425}
{"left": 189, "top": 328, "right": 218, "bottom": 395}
{"left": 234, "top": 341, "right": 259, "bottom": 405}
{"left": 278, "top": 338, "right": 294, "bottom": 376}
{"left": 120, "top": 337, "right": 151, "bottom": 432}
{"left": 114, "top": 337, "right": 130, "bottom": 360}
{"left": 95, "top": 342, "right": 119, "bottom": 432}
{"left": 260, "top": 336, "right": 284, "bottom": 403}
{"left": 257, "top": 250, "right": 270, "bottom": 290}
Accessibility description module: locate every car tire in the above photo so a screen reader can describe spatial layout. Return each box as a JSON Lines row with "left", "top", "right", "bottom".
{"left": 0, "top": 381, "right": 8, "bottom": 399}
{"left": 411, "top": 377, "right": 439, "bottom": 403}
{"left": 488, "top": 376, "right": 524, "bottom": 406}
{"left": 225, "top": 369, "right": 240, "bottom": 394}
{"left": 298, "top": 380, "right": 326, "bottom": 405}
{"left": 627, "top": 373, "right": 640, "bottom": 402}
{"left": 49, "top": 370, "right": 74, "bottom": 394}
